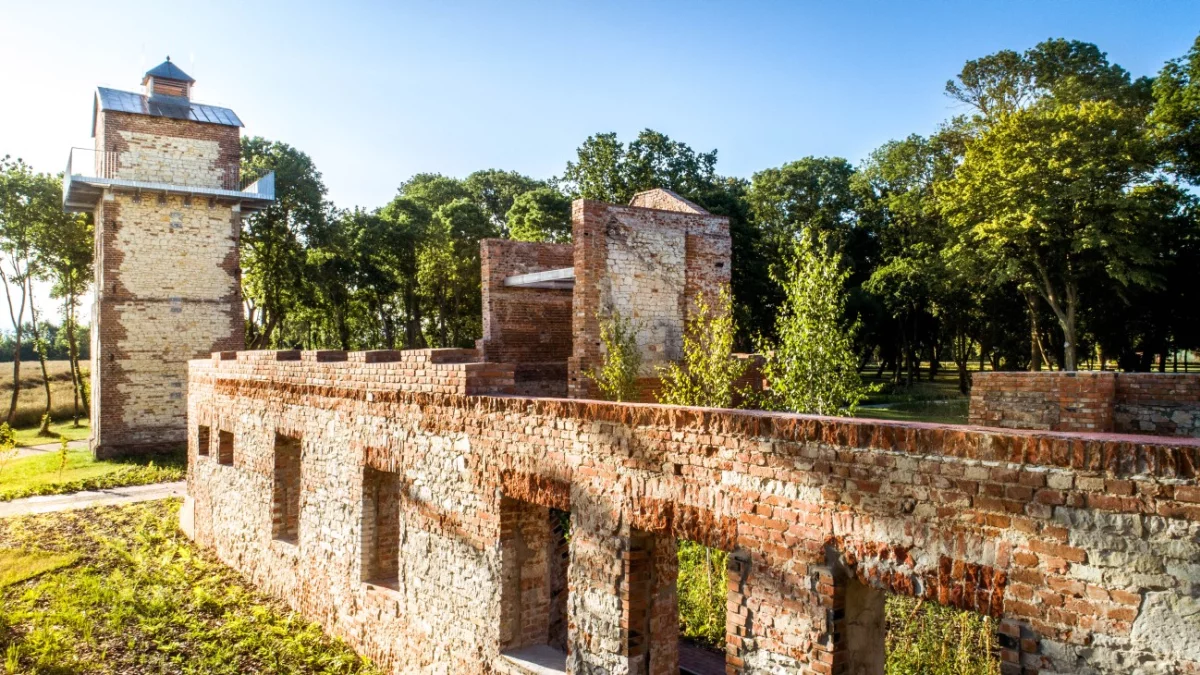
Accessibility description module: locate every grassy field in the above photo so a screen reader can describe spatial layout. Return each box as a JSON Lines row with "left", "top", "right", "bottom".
{"left": 0, "top": 360, "right": 89, "bottom": 430}
{"left": 0, "top": 500, "right": 379, "bottom": 675}
{"left": 0, "top": 443, "right": 185, "bottom": 502}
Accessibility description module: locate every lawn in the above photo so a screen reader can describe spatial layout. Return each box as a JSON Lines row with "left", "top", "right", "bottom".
{"left": 854, "top": 366, "right": 972, "bottom": 425}
{"left": 11, "top": 419, "right": 91, "bottom": 448}
{"left": 855, "top": 400, "right": 970, "bottom": 425}
{"left": 0, "top": 500, "right": 379, "bottom": 675}
{"left": 0, "top": 444, "right": 185, "bottom": 502}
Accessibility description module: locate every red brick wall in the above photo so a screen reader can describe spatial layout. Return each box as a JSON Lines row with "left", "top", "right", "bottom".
{"left": 971, "top": 372, "right": 1200, "bottom": 438}
{"left": 479, "top": 239, "right": 573, "bottom": 397}
{"left": 186, "top": 352, "right": 1200, "bottom": 674}
{"left": 567, "top": 198, "right": 731, "bottom": 402}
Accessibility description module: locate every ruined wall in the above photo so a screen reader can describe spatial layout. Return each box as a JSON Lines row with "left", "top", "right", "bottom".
{"left": 187, "top": 351, "right": 1200, "bottom": 675}
{"left": 567, "top": 195, "right": 731, "bottom": 401}
{"left": 971, "top": 372, "right": 1200, "bottom": 438}
{"left": 479, "top": 239, "right": 573, "bottom": 397}
{"left": 1114, "top": 373, "right": 1200, "bottom": 437}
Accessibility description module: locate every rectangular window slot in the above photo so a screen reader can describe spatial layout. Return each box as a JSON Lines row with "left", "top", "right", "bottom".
{"left": 197, "top": 425, "right": 210, "bottom": 457}
{"left": 217, "top": 430, "right": 234, "bottom": 465}
{"left": 361, "top": 467, "right": 400, "bottom": 589}
{"left": 272, "top": 434, "right": 302, "bottom": 544}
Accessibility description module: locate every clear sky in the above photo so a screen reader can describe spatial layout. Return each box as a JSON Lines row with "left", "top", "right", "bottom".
{"left": 2, "top": 0, "right": 1198, "bottom": 213}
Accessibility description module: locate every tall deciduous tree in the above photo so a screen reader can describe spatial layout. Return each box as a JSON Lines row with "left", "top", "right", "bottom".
{"left": 941, "top": 100, "right": 1159, "bottom": 371}
{"left": 1152, "top": 33, "right": 1200, "bottom": 183}
{"left": 31, "top": 175, "right": 92, "bottom": 426}
{"left": 560, "top": 129, "right": 717, "bottom": 204}
{"left": 506, "top": 187, "right": 572, "bottom": 243}
{"left": 240, "top": 138, "right": 328, "bottom": 349}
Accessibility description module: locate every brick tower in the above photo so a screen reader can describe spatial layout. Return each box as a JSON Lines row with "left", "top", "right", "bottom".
{"left": 64, "top": 58, "right": 273, "bottom": 458}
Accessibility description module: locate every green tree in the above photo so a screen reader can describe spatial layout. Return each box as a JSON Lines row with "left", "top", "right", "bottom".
{"left": 464, "top": 169, "right": 546, "bottom": 234}
{"left": 0, "top": 157, "right": 56, "bottom": 426}
{"left": 1152, "top": 33, "right": 1200, "bottom": 182}
{"left": 507, "top": 187, "right": 572, "bottom": 243}
{"left": 417, "top": 198, "right": 494, "bottom": 347}
{"left": 587, "top": 310, "right": 641, "bottom": 402}
{"left": 940, "top": 100, "right": 1160, "bottom": 371}
{"left": 657, "top": 290, "right": 747, "bottom": 409}
{"left": 747, "top": 157, "right": 875, "bottom": 347}
{"left": 240, "top": 138, "right": 328, "bottom": 349}
{"left": 760, "top": 234, "right": 870, "bottom": 415}
{"left": 30, "top": 172, "right": 92, "bottom": 425}
{"left": 560, "top": 129, "right": 717, "bottom": 203}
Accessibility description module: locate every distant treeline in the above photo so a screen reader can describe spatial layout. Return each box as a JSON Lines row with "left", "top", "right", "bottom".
{"left": 0, "top": 324, "right": 90, "bottom": 362}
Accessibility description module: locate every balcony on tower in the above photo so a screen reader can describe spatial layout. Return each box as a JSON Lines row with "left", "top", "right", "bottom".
{"left": 63, "top": 57, "right": 274, "bottom": 214}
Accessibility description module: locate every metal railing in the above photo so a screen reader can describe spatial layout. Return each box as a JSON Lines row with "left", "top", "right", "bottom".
{"left": 67, "top": 147, "right": 271, "bottom": 193}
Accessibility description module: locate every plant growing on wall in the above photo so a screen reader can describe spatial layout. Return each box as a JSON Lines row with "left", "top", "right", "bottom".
{"left": 658, "top": 289, "right": 748, "bottom": 409}
{"left": 587, "top": 310, "right": 641, "bottom": 402}
{"left": 760, "top": 233, "right": 872, "bottom": 415}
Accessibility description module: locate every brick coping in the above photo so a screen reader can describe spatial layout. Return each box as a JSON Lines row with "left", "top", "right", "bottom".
{"left": 193, "top": 357, "right": 1200, "bottom": 480}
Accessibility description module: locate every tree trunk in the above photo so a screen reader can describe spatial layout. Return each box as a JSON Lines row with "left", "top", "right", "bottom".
{"left": 1025, "top": 291, "right": 1042, "bottom": 372}
{"left": 27, "top": 278, "right": 52, "bottom": 435}
{"left": 1, "top": 268, "right": 26, "bottom": 426}
{"left": 64, "top": 294, "right": 81, "bottom": 427}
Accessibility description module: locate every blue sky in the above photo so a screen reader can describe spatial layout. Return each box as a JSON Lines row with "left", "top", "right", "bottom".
{"left": 2, "top": 0, "right": 1198, "bottom": 211}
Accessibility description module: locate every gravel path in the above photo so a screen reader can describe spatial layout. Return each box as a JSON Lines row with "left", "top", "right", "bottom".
{"left": 12, "top": 438, "right": 89, "bottom": 459}
{"left": 0, "top": 481, "right": 185, "bottom": 518}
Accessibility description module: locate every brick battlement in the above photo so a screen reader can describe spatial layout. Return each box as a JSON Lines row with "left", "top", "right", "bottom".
{"left": 186, "top": 353, "right": 1200, "bottom": 674}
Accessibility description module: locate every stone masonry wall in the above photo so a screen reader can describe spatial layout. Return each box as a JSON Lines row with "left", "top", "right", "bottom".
{"left": 187, "top": 351, "right": 1200, "bottom": 674}
{"left": 567, "top": 193, "right": 731, "bottom": 401}
{"left": 972, "top": 372, "right": 1200, "bottom": 438}
{"left": 95, "top": 110, "right": 241, "bottom": 189}
{"left": 90, "top": 109, "right": 246, "bottom": 458}
{"left": 91, "top": 191, "right": 243, "bottom": 456}
{"left": 479, "top": 239, "right": 573, "bottom": 397}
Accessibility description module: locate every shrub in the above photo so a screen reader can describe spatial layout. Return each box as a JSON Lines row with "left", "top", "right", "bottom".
{"left": 587, "top": 310, "right": 642, "bottom": 402}
{"left": 657, "top": 290, "right": 748, "bottom": 409}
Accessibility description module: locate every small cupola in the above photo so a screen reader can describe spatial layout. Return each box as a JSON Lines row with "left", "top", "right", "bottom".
{"left": 142, "top": 57, "right": 195, "bottom": 100}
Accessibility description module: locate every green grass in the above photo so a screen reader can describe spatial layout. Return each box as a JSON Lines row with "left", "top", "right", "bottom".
{"left": 0, "top": 446, "right": 185, "bottom": 502}
{"left": 886, "top": 595, "right": 1000, "bottom": 675}
{"left": 0, "top": 549, "right": 78, "bottom": 589}
{"left": 855, "top": 400, "right": 970, "bottom": 425}
{"left": 12, "top": 420, "right": 91, "bottom": 448}
{"left": 0, "top": 500, "right": 379, "bottom": 675}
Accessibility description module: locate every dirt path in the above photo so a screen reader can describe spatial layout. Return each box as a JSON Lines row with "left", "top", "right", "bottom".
{"left": 0, "top": 481, "right": 185, "bottom": 518}
{"left": 13, "top": 439, "right": 89, "bottom": 459}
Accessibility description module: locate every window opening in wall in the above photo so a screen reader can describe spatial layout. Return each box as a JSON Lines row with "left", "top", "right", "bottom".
{"left": 272, "top": 434, "right": 302, "bottom": 544}
{"left": 676, "top": 540, "right": 728, "bottom": 675}
{"left": 196, "top": 425, "right": 210, "bottom": 457}
{"left": 884, "top": 591, "right": 1000, "bottom": 674}
{"left": 498, "top": 498, "right": 570, "bottom": 674}
{"left": 361, "top": 467, "right": 400, "bottom": 590}
{"left": 217, "top": 430, "right": 233, "bottom": 465}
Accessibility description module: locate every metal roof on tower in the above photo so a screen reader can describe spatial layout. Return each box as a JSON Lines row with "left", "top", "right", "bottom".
{"left": 93, "top": 87, "right": 243, "bottom": 130}
{"left": 143, "top": 57, "right": 195, "bottom": 83}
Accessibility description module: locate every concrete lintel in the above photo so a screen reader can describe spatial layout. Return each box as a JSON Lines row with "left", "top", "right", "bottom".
{"left": 503, "top": 267, "right": 575, "bottom": 289}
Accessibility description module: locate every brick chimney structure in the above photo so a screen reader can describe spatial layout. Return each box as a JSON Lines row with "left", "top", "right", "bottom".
{"left": 64, "top": 58, "right": 274, "bottom": 458}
